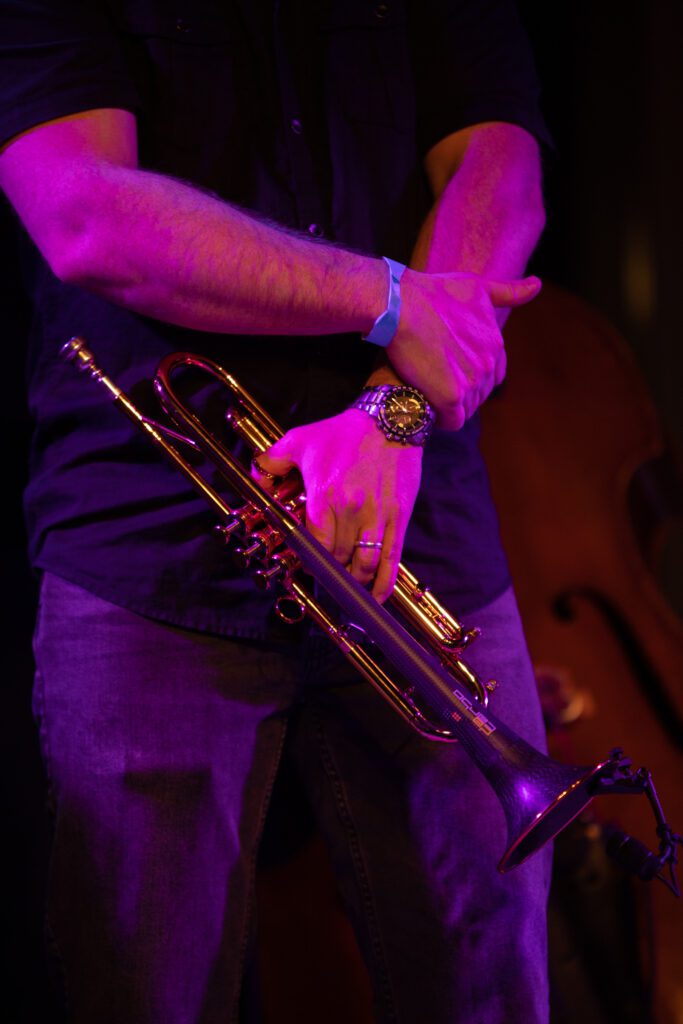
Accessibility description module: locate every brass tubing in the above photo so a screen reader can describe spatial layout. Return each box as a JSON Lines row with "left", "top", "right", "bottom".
{"left": 62, "top": 340, "right": 645, "bottom": 875}
{"left": 286, "top": 577, "right": 453, "bottom": 739}
{"left": 155, "top": 350, "right": 491, "bottom": 702}
{"left": 62, "top": 339, "right": 236, "bottom": 521}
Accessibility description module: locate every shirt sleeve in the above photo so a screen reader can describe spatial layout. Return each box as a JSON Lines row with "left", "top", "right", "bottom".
{"left": 408, "top": 0, "right": 554, "bottom": 158}
{"left": 0, "top": 0, "right": 138, "bottom": 149}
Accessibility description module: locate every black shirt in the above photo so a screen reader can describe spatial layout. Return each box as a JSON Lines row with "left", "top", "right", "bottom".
{"left": 0, "top": 0, "right": 551, "bottom": 639}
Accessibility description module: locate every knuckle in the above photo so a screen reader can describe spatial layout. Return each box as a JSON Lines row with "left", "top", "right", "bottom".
{"left": 345, "top": 492, "right": 365, "bottom": 515}
{"left": 457, "top": 406, "right": 468, "bottom": 428}
{"left": 381, "top": 540, "right": 402, "bottom": 563}
{"left": 451, "top": 407, "right": 466, "bottom": 430}
{"left": 311, "top": 530, "right": 334, "bottom": 551}
{"left": 279, "top": 426, "right": 300, "bottom": 449}
{"left": 373, "top": 573, "right": 397, "bottom": 603}
{"left": 261, "top": 440, "right": 281, "bottom": 461}
{"left": 481, "top": 353, "right": 496, "bottom": 376}
{"left": 478, "top": 381, "right": 492, "bottom": 406}
{"left": 384, "top": 500, "right": 401, "bottom": 521}
{"left": 355, "top": 565, "right": 376, "bottom": 584}
{"left": 443, "top": 397, "right": 464, "bottom": 419}
{"left": 304, "top": 488, "right": 324, "bottom": 515}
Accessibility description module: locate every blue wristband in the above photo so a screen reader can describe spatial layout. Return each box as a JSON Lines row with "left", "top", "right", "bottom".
{"left": 362, "top": 256, "right": 407, "bottom": 347}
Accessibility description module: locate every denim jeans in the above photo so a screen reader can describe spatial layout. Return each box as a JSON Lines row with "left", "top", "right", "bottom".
{"left": 33, "top": 572, "right": 551, "bottom": 1023}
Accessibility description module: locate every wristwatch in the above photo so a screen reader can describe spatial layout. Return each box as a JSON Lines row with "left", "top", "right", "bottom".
{"left": 351, "top": 384, "right": 436, "bottom": 446}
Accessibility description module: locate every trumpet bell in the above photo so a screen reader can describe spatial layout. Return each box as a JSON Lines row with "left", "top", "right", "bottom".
{"left": 497, "top": 756, "right": 609, "bottom": 871}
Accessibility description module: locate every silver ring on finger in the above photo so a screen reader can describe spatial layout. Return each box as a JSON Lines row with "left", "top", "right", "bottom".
{"left": 353, "top": 539, "right": 383, "bottom": 550}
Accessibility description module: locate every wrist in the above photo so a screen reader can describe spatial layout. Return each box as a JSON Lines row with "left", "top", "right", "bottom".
{"left": 352, "top": 256, "right": 392, "bottom": 337}
{"left": 350, "top": 383, "right": 435, "bottom": 447}
{"left": 364, "top": 362, "right": 405, "bottom": 388}
{"left": 361, "top": 257, "right": 408, "bottom": 347}
{"left": 344, "top": 409, "right": 425, "bottom": 456}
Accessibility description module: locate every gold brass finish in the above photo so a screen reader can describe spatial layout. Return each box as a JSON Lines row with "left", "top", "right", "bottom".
{"left": 62, "top": 338, "right": 639, "bottom": 875}
{"left": 63, "top": 338, "right": 492, "bottom": 717}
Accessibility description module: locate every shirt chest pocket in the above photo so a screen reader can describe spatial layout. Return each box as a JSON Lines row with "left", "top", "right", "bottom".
{"left": 319, "top": 0, "right": 412, "bottom": 132}
{"left": 115, "top": 2, "right": 251, "bottom": 151}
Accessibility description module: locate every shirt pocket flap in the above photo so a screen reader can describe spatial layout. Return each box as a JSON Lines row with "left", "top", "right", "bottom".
{"left": 118, "top": 3, "right": 236, "bottom": 45}
{"left": 320, "top": 1, "right": 406, "bottom": 32}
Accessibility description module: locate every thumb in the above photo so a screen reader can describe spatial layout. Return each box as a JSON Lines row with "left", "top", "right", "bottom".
{"left": 486, "top": 275, "right": 541, "bottom": 309}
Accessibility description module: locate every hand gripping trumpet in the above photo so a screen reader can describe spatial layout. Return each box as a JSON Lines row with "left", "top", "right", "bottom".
{"left": 61, "top": 338, "right": 682, "bottom": 886}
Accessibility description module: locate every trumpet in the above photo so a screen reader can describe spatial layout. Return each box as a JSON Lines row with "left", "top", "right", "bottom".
{"left": 61, "top": 338, "right": 682, "bottom": 885}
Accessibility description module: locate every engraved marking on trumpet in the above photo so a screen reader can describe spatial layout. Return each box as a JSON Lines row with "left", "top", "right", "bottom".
{"left": 454, "top": 689, "right": 473, "bottom": 711}
{"left": 453, "top": 689, "right": 497, "bottom": 735}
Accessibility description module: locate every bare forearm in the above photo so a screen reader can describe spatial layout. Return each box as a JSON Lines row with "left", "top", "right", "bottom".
{"left": 415, "top": 123, "right": 545, "bottom": 277}
{"left": 368, "top": 123, "right": 545, "bottom": 388}
{"left": 38, "top": 163, "right": 386, "bottom": 337}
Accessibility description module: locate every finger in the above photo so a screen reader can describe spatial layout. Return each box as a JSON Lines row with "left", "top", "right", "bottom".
{"left": 437, "top": 403, "right": 467, "bottom": 431}
{"left": 371, "top": 518, "right": 405, "bottom": 603}
{"left": 471, "top": 342, "right": 505, "bottom": 413}
{"left": 250, "top": 437, "right": 296, "bottom": 493}
{"left": 493, "top": 348, "right": 507, "bottom": 387}
{"left": 305, "top": 492, "right": 337, "bottom": 554}
{"left": 333, "top": 508, "right": 363, "bottom": 567}
{"left": 349, "top": 529, "right": 384, "bottom": 585}
{"left": 470, "top": 367, "right": 497, "bottom": 417}
{"left": 463, "top": 388, "right": 484, "bottom": 423}
{"left": 486, "top": 275, "right": 541, "bottom": 309}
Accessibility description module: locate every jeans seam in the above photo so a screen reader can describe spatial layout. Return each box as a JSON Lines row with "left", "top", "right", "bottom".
{"left": 311, "top": 708, "right": 398, "bottom": 1024}
{"left": 32, "top": 581, "right": 71, "bottom": 1016}
{"left": 229, "top": 715, "right": 289, "bottom": 1024}
{"left": 32, "top": 584, "right": 55, "bottom": 807}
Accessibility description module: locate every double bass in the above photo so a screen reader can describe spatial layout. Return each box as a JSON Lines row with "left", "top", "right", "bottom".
{"left": 480, "top": 283, "right": 683, "bottom": 1023}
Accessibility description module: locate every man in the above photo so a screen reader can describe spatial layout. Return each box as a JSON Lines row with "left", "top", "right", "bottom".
{"left": 0, "top": 1, "right": 553, "bottom": 1021}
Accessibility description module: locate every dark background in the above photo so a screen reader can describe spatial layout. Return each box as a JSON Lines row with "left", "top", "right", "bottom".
{"left": 525, "top": 0, "right": 683, "bottom": 445}
{"left": 522, "top": 0, "right": 683, "bottom": 622}
{"left": 2, "top": 1, "right": 682, "bottom": 1019}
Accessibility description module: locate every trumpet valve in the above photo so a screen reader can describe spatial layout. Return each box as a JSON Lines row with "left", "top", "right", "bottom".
{"left": 214, "top": 520, "right": 242, "bottom": 541}
{"left": 233, "top": 539, "right": 265, "bottom": 569}
{"left": 214, "top": 504, "right": 265, "bottom": 542}
{"left": 254, "top": 550, "right": 302, "bottom": 592}
{"left": 232, "top": 524, "right": 283, "bottom": 569}
{"left": 254, "top": 562, "right": 285, "bottom": 590}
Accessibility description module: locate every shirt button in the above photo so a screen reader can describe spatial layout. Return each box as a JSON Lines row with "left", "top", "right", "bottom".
{"left": 308, "top": 223, "right": 324, "bottom": 238}
{"left": 290, "top": 118, "right": 303, "bottom": 135}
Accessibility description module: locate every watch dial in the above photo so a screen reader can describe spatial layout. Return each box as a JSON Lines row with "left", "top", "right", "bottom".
{"left": 383, "top": 389, "right": 426, "bottom": 434}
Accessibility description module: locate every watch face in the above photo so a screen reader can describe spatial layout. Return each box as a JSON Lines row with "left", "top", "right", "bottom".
{"left": 380, "top": 387, "right": 429, "bottom": 438}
